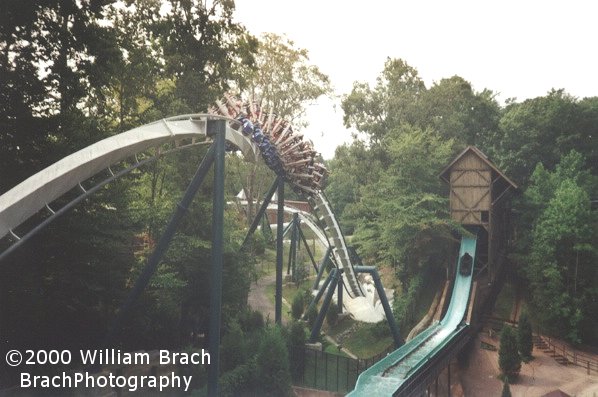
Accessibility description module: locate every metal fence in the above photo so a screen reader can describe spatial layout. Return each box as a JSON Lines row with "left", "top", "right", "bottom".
{"left": 539, "top": 335, "right": 598, "bottom": 375}
{"left": 299, "top": 347, "right": 394, "bottom": 393}
{"left": 484, "top": 315, "right": 598, "bottom": 375}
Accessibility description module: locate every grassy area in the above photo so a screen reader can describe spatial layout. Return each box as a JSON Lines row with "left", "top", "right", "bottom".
{"left": 341, "top": 322, "right": 394, "bottom": 358}
{"left": 254, "top": 233, "right": 396, "bottom": 360}
{"left": 254, "top": 247, "right": 277, "bottom": 276}
{"left": 327, "top": 316, "right": 394, "bottom": 359}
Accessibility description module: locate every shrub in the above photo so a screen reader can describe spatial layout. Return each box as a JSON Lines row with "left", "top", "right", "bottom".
{"left": 499, "top": 325, "right": 521, "bottom": 382}
{"left": 372, "top": 320, "right": 391, "bottom": 338}
{"left": 248, "top": 232, "right": 266, "bottom": 255}
{"left": 501, "top": 380, "right": 512, "bottom": 397}
{"left": 221, "top": 320, "right": 247, "bottom": 372}
{"left": 239, "top": 309, "right": 264, "bottom": 332}
{"left": 256, "top": 326, "right": 292, "bottom": 396}
{"left": 291, "top": 293, "right": 304, "bottom": 320}
{"left": 306, "top": 304, "right": 318, "bottom": 328}
{"left": 220, "top": 359, "right": 256, "bottom": 397}
{"left": 287, "top": 321, "right": 306, "bottom": 381}
{"left": 517, "top": 311, "right": 533, "bottom": 362}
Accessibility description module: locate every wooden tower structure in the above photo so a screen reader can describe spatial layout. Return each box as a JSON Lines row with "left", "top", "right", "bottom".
{"left": 440, "top": 146, "right": 517, "bottom": 283}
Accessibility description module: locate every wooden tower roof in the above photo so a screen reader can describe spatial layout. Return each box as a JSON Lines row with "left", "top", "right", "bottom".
{"left": 439, "top": 146, "right": 518, "bottom": 190}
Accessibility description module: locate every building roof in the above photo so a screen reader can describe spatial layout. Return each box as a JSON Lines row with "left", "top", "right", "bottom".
{"left": 439, "top": 146, "right": 518, "bottom": 189}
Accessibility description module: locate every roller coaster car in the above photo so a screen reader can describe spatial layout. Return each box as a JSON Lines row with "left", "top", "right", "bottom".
{"left": 460, "top": 252, "right": 473, "bottom": 275}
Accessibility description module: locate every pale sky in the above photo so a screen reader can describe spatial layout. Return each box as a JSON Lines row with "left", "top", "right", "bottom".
{"left": 233, "top": 0, "right": 598, "bottom": 159}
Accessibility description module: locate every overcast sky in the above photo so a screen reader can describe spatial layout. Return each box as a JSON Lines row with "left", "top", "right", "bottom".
{"left": 233, "top": 0, "right": 598, "bottom": 159}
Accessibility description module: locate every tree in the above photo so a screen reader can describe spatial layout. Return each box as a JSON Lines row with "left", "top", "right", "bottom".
{"left": 291, "top": 293, "right": 304, "bottom": 320}
{"left": 343, "top": 58, "right": 425, "bottom": 144}
{"left": 501, "top": 380, "right": 512, "bottom": 397}
{"left": 485, "top": 90, "right": 598, "bottom": 185}
{"left": 520, "top": 151, "right": 597, "bottom": 344}
{"left": 499, "top": 325, "right": 521, "bottom": 382}
{"left": 146, "top": 0, "right": 257, "bottom": 112}
{"left": 346, "top": 124, "right": 456, "bottom": 282}
{"left": 419, "top": 76, "right": 500, "bottom": 146}
{"left": 256, "top": 326, "right": 292, "bottom": 397}
{"left": 342, "top": 58, "right": 500, "bottom": 149}
{"left": 306, "top": 304, "right": 318, "bottom": 328}
{"left": 325, "top": 140, "right": 383, "bottom": 234}
{"left": 517, "top": 311, "right": 533, "bottom": 362}
{"left": 242, "top": 33, "right": 332, "bottom": 123}
{"left": 229, "top": 33, "right": 332, "bottom": 225}
{"left": 0, "top": 1, "right": 259, "bottom": 385}
{"left": 287, "top": 321, "right": 306, "bottom": 382}
{"left": 221, "top": 320, "right": 247, "bottom": 372}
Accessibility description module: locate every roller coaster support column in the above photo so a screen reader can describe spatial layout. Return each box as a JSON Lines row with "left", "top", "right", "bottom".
{"left": 241, "top": 178, "right": 279, "bottom": 248}
{"left": 313, "top": 247, "right": 332, "bottom": 290}
{"left": 287, "top": 213, "right": 299, "bottom": 278}
{"left": 208, "top": 120, "right": 226, "bottom": 397}
{"left": 103, "top": 142, "right": 217, "bottom": 348}
{"left": 337, "top": 276, "right": 343, "bottom": 314}
{"left": 305, "top": 266, "right": 335, "bottom": 320}
{"left": 275, "top": 177, "right": 285, "bottom": 324}
{"left": 297, "top": 221, "right": 318, "bottom": 272}
{"left": 309, "top": 268, "right": 342, "bottom": 343}
{"left": 354, "top": 266, "right": 403, "bottom": 348}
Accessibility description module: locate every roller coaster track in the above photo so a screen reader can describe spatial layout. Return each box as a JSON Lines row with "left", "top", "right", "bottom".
{"left": 348, "top": 235, "right": 477, "bottom": 396}
{"left": 0, "top": 106, "right": 364, "bottom": 297}
{"left": 309, "top": 191, "right": 364, "bottom": 297}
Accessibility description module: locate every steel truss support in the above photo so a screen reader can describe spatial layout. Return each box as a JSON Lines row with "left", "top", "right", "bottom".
{"left": 286, "top": 213, "right": 299, "bottom": 278}
{"left": 207, "top": 121, "right": 226, "bottom": 397}
{"left": 283, "top": 212, "right": 319, "bottom": 283}
{"left": 297, "top": 222, "right": 318, "bottom": 272}
{"left": 275, "top": 177, "right": 285, "bottom": 325}
{"left": 305, "top": 267, "right": 335, "bottom": 322}
{"left": 99, "top": 120, "right": 227, "bottom": 397}
{"left": 354, "top": 266, "right": 403, "bottom": 348}
{"left": 241, "top": 177, "right": 280, "bottom": 248}
{"left": 103, "top": 143, "right": 217, "bottom": 348}
{"left": 309, "top": 268, "right": 342, "bottom": 343}
{"left": 313, "top": 246, "right": 333, "bottom": 290}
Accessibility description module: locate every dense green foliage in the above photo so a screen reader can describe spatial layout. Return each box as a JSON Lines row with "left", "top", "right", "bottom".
{"left": 255, "top": 326, "right": 293, "bottom": 397}
{"left": 292, "top": 292, "right": 305, "bottom": 320}
{"left": 218, "top": 320, "right": 298, "bottom": 396}
{"left": 221, "top": 320, "right": 248, "bottom": 373}
{"left": 306, "top": 304, "right": 318, "bottom": 328}
{"left": 328, "top": 58, "right": 598, "bottom": 344}
{"left": 498, "top": 325, "right": 521, "bottom": 382}
{"left": 228, "top": 33, "right": 331, "bottom": 224}
{"left": 287, "top": 321, "right": 307, "bottom": 382}
{"left": 517, "top": 311, "right": 533, "bottom": 362}
{"left": 0, "top": 1, "right": 333, "bottom": 391}
{"left": 0, "top": 0, "right": 260, "bottom": 388}
{"left": 517, "top": 151, "right": 597, "bottom": 343}
{"left": 2, "top": 0, "right": 598, "bottom": 391}
{"left": 501, "top": 380, "right": 512, "bottom": 397}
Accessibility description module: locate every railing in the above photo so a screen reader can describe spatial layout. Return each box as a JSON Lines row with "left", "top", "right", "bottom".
{"left": 539, "top": 335, "right": 598, "bottom": 375}
{"left": 483, "top": 315, "right": 598, "bottom": 375}
{"left": 300, "top": 347, "right": 394, "bottom": 393}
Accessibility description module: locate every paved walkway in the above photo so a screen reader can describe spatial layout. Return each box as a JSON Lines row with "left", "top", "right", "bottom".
{"left": 247, "top": 273, "right": 290, "bottom": 325}
{"left": 461, "top": 333, "right": 598, "bottom": 397}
